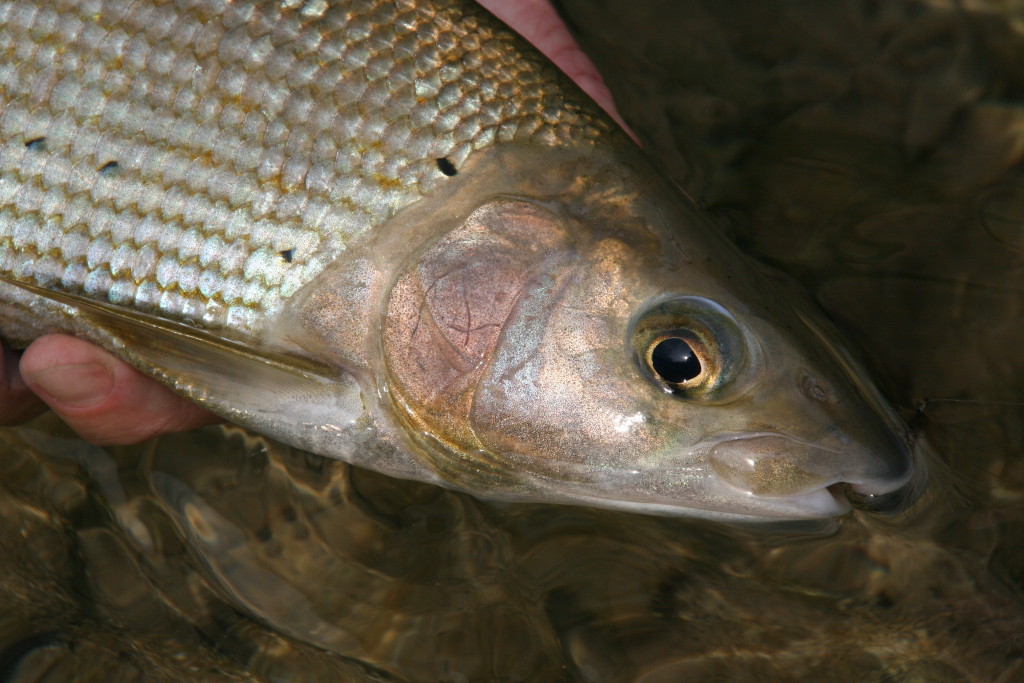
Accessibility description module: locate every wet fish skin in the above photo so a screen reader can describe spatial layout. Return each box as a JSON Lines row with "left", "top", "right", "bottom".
{"left": 0, "top": 0, "right": 609, "bottom": 338}
{"left": 0, "top": 0, "right": 918, "bottom": 520}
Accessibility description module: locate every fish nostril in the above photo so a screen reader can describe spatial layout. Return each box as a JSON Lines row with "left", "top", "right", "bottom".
{"left": 799, "top": 371, "right": 831, "bottom": 403}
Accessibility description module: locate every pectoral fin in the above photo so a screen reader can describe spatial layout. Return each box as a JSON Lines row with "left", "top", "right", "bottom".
{"left": 0, "top": 277, "right": 365, "bottom": 454}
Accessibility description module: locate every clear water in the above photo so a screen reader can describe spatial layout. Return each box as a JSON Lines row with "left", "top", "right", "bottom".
{"left": 2, "top": 1, "right": 1023, "bottom": 680}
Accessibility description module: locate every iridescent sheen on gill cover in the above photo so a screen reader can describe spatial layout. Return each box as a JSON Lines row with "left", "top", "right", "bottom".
{"left": 0, "top": 0, "right": 610, "bottom": 335}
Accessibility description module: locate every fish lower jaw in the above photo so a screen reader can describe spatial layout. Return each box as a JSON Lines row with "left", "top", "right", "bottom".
{"left": 707, "top": 472, "right": 917, "bottom": 520}
{"left": 746, "top": 486, "right": 852, "bottom": 519}
{"left": 736, "top": 474, "right": 916, "bottom": 519}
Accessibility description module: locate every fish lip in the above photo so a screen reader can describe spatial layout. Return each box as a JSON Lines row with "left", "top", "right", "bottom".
{"left": 736, "top": 469, "right": 919, "bottom": 518}
{"left": 756, "top": 486, "right": 853, "bottom": 518}
{"left": 700, "top": 430, "right": 917, "bottom": 507}
{"left": 545, "top": 485, "right": 854, "bottom": 520}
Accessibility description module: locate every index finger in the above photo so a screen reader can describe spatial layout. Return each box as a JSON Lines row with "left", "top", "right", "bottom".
{"left": 476, "top": 0, "right": 636, "bottom": 138}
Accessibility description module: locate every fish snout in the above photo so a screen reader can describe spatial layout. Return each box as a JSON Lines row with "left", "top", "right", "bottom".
{"left": 708, "top": 433, "right": 914, "bottom": 506}
{"left": 836, "top": 425, "right": 922, "bottom": 515}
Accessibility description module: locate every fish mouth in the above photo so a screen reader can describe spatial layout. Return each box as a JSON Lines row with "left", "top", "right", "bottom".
{"left": 830, "top": 478, "right": 920, "bottom": 514}
{"left": 689, "top": 471, "right": 916, "bottom": 521}
{"left": 729, "top": 475, "right": 918, "bottom": 520}
{"left": 704, "top": 431, "right": 917, "bottom": 516}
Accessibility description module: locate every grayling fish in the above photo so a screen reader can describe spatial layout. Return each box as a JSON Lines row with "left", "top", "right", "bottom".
{"left": 0, "top": 0, "right": 917, "bottom": 520}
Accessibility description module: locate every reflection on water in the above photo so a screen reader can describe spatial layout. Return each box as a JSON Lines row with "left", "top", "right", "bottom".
{"left": 4, "top": 416, "right": 1021, "bottom": 681}
{"left": 3, "top": 0, "right": 1024, "bottom": 680}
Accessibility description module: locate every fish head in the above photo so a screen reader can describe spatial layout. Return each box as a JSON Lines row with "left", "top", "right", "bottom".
{"left": 359, "top": 147, "right": 918, "bottom": 520}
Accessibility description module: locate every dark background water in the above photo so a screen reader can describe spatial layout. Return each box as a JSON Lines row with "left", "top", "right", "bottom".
{"left": 2, "top": 1, "right": 1024, "bottom": 681}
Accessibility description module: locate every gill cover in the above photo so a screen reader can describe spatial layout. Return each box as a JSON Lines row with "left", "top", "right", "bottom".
{"left": 383, "top": 199, "right": 575, "bottom": 488}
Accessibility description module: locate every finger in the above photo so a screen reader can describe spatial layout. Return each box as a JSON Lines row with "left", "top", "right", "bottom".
{"left": 0, "top": 341, "right": 47, "bottom": 425}
{"left": 19, "top": 334, "right": 221, "bottom": 445}
{"left": 476, "top": 0, "right": 637, "bottom": 138}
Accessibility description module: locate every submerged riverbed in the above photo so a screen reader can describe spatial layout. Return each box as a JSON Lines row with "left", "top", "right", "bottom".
{"left": 2, "top": 0, "right": 1023, "bottom": 680}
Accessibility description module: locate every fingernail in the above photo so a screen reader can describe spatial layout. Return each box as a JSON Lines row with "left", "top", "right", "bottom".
{"left": 27, "top": 362, "right": 115, "bottom": 408}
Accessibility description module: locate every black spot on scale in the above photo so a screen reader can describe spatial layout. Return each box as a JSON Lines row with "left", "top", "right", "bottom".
{"left": 279, "top": 248, "right": 294, "bottom": 263}
{"left": 435, "top": 157, "right": 457, "bottom": 176}
{"left": 24, "top": 136, "right": 46, "bottom": 150}
{"left": 97, "top": 160, "right": 119, "bottom": 174}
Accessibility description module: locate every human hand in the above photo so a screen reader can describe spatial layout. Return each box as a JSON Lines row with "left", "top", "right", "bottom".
{"left": 0, "top": 0, "right": 625, "bottom": 445}
{"left": 476, "top": 0, "right": 631, "bottom": 132}
{"left": 2, "top": 336, "right": 220, "bottom": 444}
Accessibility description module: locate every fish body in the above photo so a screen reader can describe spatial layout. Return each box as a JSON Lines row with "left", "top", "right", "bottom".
{"left": 0, "top": 0, "right": 917, "bottom": 520}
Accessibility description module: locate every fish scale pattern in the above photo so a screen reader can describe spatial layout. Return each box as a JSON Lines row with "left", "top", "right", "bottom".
{"left": 0, "top": 0, "right": 611, "bottom": 337}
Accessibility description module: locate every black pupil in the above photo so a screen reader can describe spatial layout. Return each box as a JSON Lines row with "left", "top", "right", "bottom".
{"left": 651, "top": 337, "right": 702, "bottom": 384}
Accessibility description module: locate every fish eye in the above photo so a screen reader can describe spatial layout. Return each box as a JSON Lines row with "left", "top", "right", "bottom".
{"left": 649, "top": 336, "right": 703, "bottom": 384}
{"left": 630, "top": 296, "right": 748, "bottom": 399}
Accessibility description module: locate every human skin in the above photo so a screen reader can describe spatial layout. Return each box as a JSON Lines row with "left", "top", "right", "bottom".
{"left": 0, "top": 0, "right": 625, "bottom": 444}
